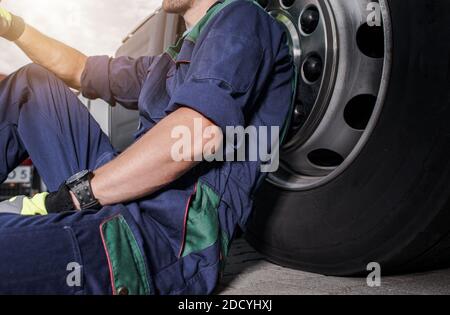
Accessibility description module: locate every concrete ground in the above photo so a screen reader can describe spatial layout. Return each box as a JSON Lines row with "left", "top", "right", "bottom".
{"left": 217, "top": 238, "right": 450, "bottom": 295}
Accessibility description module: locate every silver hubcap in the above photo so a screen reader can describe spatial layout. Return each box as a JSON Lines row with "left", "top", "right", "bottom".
{"left": 261, "top": 0, "right": 392, "bottom": 190}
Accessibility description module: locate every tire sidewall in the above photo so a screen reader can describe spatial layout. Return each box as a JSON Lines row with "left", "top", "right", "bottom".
{"left": 248, "top": 0, "right": 450, "bottom": 275}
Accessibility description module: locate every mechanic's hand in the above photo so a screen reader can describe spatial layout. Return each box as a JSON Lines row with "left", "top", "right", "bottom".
{"left": 45, "top": 183, "right": 77, "bottom": 213}
{"left": 0, "top": 6, "right": 25, "bottom": 41}
{"left": 0, "top": 184, "right": 77, "bottom": 216}
{"left": 0, "top": 7, "right": 13, "bottom": 37}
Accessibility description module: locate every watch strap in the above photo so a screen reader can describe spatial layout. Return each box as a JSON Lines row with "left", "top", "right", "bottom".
{"left": 67, "top": 172, "right": 101, "bottom": 210}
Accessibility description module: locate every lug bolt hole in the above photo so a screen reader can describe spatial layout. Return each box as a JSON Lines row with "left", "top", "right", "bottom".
{"left": 302, "top": 54, "right": 323, "bottom": 83}
{"left": 291, "top": 103, "right": 307, "bottom": 129}
{"left": 280, "top": 0, "right": 296, "bottom": 9}
{"left": 300, "top": 6, "right": 320, "bottom": 34}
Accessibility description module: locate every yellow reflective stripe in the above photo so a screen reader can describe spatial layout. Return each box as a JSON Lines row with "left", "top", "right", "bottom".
{"left": 21, "top": 193, "right": 49, "bottom": 216}
{"left": 0, "top": 7, "right": 12, "bottom": 23}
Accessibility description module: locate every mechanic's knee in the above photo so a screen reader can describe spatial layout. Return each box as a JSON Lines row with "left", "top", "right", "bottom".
{"left": 0, "top": 63, "right": 71, "bottom": 119}
{"left": 12, "top": 63, "right": 63, "bottom": 96}
{"left": 0, "top": 64, "right": 54, "bottom": 113}
{"left": 20, "top": 63, "right": 53, "bottom": 80}
{"left": 13, "top": 63, "right": 70, "bottom": 107}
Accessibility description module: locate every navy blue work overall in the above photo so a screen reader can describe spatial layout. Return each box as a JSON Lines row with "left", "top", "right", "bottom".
{"left": 0, "top": 0, "right": 293, "bottom": 294}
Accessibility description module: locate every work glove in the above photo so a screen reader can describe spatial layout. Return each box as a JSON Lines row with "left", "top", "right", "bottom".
{"left": 0, "top": 7, "right": 11, "bottom": 34}
{"left": 0, "top": 6, "right": 25, "bottom": 41}
{"left": 0, "top": 184, "right": 76, "bottom": 216}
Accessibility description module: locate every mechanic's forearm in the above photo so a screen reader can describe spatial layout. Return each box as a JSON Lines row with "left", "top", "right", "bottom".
{"left": 15, "top": 24, "right": 87, "bottom": 89}
{"left": 91, "top": 108, "right": 222, "bottom": 206}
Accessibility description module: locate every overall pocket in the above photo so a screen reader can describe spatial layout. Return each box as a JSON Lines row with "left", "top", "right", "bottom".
{"left": 100, "top": 215, "right": 154, "bottom": 295}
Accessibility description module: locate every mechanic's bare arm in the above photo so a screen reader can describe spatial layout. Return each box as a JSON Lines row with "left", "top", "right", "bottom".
{"left": 88, "top": 107, "right": 222, "bottom": 207}
{"left": 15, "top": 24, "right": 87, "bottom": 89}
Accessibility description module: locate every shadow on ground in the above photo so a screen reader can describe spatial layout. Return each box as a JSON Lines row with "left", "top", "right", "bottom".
{"left": 216, "top": 238, "right": 450, "bottom": 295}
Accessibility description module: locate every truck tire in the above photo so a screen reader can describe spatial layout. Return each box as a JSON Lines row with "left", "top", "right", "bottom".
{"left": 247, "top": 0, "right": 450, "bottom": 275}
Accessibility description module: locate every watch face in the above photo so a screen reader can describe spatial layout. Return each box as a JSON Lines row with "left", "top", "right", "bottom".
{"left": 67, "top": 170, "right": 90, "bottom": 185}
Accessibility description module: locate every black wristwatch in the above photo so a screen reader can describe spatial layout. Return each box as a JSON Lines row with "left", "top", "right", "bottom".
{"left": 65, "top": 170, "right": 101, "bottom": 210}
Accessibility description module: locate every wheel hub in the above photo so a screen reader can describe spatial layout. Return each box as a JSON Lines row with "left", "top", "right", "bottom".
{"left": 259, "top": 0, "right": 392, "bottom": 190}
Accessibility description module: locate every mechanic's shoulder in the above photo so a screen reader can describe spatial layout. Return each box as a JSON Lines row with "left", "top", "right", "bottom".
{"left": 224, "top": 0, "right": 266, "bottom": 14}
{"left": 214, "top": 0, "right": 276, "bottom": 31}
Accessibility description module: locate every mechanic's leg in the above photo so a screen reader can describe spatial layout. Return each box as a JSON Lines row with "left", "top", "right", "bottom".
{"left": 0, "top": 204, "right": 152, "bottom": 295}
{"left": 0, "top": 63, "right": 116, "bottom": 191}
{"left": 0, "top": 65, "right": 154, "bottom": 294}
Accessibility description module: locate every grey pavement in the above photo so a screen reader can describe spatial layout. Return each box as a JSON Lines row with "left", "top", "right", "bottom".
{"left": 217, "top": 238, "right": 450, "bottom": 295}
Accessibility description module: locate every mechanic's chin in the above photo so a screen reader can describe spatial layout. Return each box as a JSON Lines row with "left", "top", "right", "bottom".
{"left": 162, "top": 0, "right": 194, "bottom": 14}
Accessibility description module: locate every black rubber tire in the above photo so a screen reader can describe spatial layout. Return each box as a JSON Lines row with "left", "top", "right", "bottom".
{"left": 246, "top": 0, "right": 450, "bottom": 276}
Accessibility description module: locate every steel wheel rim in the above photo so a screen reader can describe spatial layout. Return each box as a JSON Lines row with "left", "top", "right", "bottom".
{"left": 262, "top": 0, "right": 392, "bottom": 191}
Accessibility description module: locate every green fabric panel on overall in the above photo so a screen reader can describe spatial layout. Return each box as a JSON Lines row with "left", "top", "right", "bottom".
{"left": 182, "top": 181, "right": 222, "bottom": 258}
{"left": 101, "top": 215, "right": 152, "bottom": 295}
